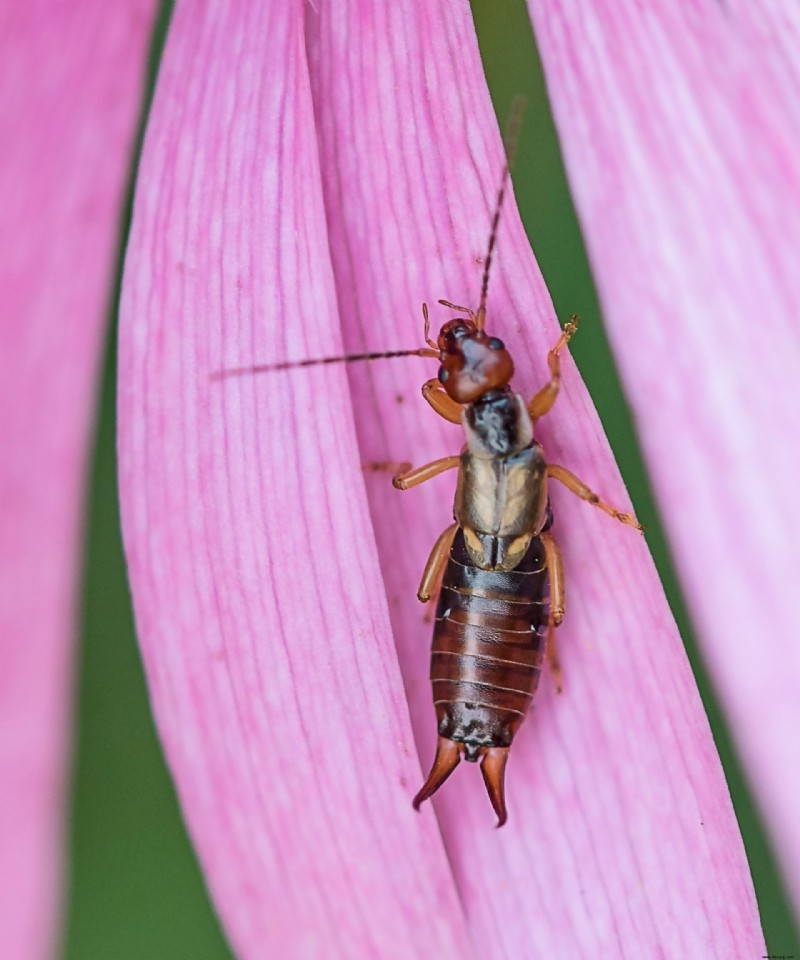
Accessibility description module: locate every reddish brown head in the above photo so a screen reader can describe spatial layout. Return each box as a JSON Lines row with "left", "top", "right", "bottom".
{"left": 436, "top": 319, "right": 515, "bottom": 405}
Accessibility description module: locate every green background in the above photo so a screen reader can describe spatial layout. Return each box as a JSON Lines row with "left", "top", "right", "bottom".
{"left": 61, "top": 1, "right": 799, "bottom": 956}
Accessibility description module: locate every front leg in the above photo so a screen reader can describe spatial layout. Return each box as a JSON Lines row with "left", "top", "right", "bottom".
{"left": 422, "top": 378, "right": 463, "bottom": 424}
{"left": 547, "top": 464, "right": 644, "bottom": 532}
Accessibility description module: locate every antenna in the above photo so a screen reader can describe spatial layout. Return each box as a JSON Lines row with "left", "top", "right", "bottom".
{"left": 475, "top": 96, "right": 526, "bottom": 333}
{"left": 211, "top": 346, "right": 438, "bottom": 381}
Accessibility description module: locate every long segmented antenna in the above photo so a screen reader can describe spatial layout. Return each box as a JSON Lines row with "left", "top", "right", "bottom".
{"left": 212, "top": 346, "right": 438, "bottom": 381}
{"left": 475, "top": 96, "right": 527, "bottom": 333}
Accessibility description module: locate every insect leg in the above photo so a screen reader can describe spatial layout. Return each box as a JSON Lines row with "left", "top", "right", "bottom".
{"left": 417, "top": 522, "right": 458, "bottom": 602}
{"left": 541, "top": 531, "right": 565, "bottom": 694}
{"left": 392, "top": 455, "right": 460, "bottom": 490}
{"left": 527, "top": 315, "right": 580, "bottom": 422}
{"left": 422, "top": 378, "right": 463, "bottom": 424}
{"left": 547, "top": 464, "right": 644, "bottom": 532}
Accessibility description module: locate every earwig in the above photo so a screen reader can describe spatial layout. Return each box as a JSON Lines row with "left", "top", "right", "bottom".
{"left": 215, "top": 105, "right": 643, "bottom": 826}
{"left": 385, "top": 148, "right": 642, "bottom": 825}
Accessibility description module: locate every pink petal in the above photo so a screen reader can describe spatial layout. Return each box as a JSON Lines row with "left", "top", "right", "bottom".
{"left": 118, "top": 3, "right": 471, "bottom": 957}
{"left": 0, "top": 3, "right": 155, "bottom": 957}
{"left": 529, "top": 0, "right": 800, "bottom": 916}
{"left": 307, "top": 0, "right": 763, "bottom": 955}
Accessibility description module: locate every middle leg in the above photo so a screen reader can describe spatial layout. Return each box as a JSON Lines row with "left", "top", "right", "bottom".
{"left": 392, "top": 455, "right": 460, "bottom": 490}
{"left": 548, "top": 464, "right": 644, "bottom": 532}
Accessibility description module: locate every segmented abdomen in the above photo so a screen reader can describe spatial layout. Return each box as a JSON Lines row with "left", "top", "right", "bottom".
{"left": 431, "top": 528, "right": 549, "bottom": 757}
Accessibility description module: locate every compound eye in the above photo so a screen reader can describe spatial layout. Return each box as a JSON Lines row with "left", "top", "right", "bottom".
{"left": 438, "top": 367, "right": 449, "bottom": 384}
{"left": 488, "top": 337, "right": 505, "bottom": 350}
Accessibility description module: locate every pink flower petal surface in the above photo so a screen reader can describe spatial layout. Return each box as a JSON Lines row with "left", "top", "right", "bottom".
{"left": 119, "top": 3, "right": 471, "bottom": 957}
{"left": 306, "top": 0, "right": 763, "bottom": 955}
{"left": 529, "top": 0, "right": 800, "bottom": 917}
{"left": 0, "top": 3, "right": 154, "bottom": 957}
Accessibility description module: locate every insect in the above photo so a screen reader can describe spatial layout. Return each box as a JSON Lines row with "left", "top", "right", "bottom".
{"left": 215, "top": 136, "right": 642, "bottom": 828}
{"left": 386, "top": 178, "right": 642, "bottom": 827}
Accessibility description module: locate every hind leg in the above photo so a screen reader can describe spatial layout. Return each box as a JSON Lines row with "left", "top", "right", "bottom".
{"left": 541, "top": 531, "right": 565, "bottom": 693}
{"left": 417, "top": 523, "right": 458, "bottom": 603}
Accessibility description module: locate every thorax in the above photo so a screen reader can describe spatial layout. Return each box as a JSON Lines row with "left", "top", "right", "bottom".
{"left": 453, "top": 391, "right": 549, "bottom": 570}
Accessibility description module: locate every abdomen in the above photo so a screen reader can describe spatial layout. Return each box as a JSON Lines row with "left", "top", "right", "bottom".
{"left": 431, "top": 528, "right": 549, "bottom": 760}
